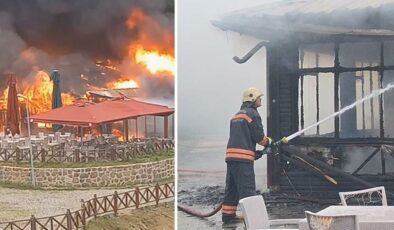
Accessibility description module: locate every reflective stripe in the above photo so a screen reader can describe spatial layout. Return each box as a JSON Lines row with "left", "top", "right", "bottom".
{"left": 226, "top": 148, "right": 254, "bottom": 156}
{"left": 222, "top": 204, "right": 237, "bottom": 214}
{"left": 232, "top": 114, "right": 252, "bottom": 123}
{"left": 259, "top": 136, "right": 269, "bottom": 146}
{"left": 222, "top": 209, "right": 236, "bottom": 214}
{"left": 226, "top": 148, "right": 255, "bottom": 161}
{"left": 226, "top": 153, "right": 255, "bottom": 161}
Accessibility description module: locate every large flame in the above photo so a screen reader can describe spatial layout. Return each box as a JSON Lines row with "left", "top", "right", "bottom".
{"left": 0, "top": 71, "right": 75, "bottom": 114}
{"left": 101, "top": 8, "right": 174, "bottom": 93}
{"left": 0, "top": 8, "right": 174, "bottom": 111}
{"left": 108, "top": 79, "right": 139, "bottom": 89}
{"left": 135, "top": 47, "right": 174, "bottom": 75}
{"left": 0, "top": 89, "right": 8, "bottom": 110}
{"left": 126, "top": 8, "right": 174, "bottom": 76}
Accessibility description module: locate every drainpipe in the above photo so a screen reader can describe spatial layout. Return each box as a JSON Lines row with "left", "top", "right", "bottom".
{"left": 232, "top": 41, "right": 269, "bottom": 64}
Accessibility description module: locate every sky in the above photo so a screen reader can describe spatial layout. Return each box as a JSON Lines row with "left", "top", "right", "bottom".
{"left": 177, "top": 0, "right": 281, "bottom": 200}
{"left": 178, "top": 0, "right": 272, "bottom": 141}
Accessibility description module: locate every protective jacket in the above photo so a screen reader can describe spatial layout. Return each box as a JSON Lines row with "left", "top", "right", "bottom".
{"left": 225, "top": 101, "right": 269, "bottom": 162}
{"left": 222, "top": 101, "right": 269, "bottom": 222}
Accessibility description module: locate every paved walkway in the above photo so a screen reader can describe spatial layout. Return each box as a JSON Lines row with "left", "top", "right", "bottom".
{"left": 0, "top": 187, "right": 132, "bottom": 222}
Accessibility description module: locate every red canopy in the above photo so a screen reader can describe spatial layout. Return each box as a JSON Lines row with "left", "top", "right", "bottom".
{"left": 30, "top": 98, "right": 174, "bottom": 126}
{"left": 6, "top": 73, "right": 20, "bottom": 134}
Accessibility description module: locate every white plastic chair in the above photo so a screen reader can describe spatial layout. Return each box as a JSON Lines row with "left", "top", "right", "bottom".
{"left": 305, "top": 211, "right": 359, "bottom": 230}
{"left": 239, "top": 195, "right": 300, "bottom": 230}
{"left": 339, "top": 186, "right": 387, "bottom": 206}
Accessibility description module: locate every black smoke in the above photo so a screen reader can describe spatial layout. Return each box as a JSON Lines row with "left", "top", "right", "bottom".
{"left": 1, "top": 0, "right": 173, "bottom": 60}
{"left": 0, "top": 0, "right": 174, "bottom": 99}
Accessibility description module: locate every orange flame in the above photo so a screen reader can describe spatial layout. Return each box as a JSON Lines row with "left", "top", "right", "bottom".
{"left": 135, "top": 47, "right": 174, "bottom": 74}
{"left": 126, "top": 8, "right": 174, "bottom": 76}
{"left": 108, "top": 79, "right": 139, "bottom": 89}
{"left": 0, "top": 89, "right": 8, "bottom": 110}
{"left": 112, "top": 128, "right": 124, "bottom": 142}
{"left": 103, "top": 8, "right": 174, "bottom": 91}
{"left": 0, "top": 71, "right": 75, "bottom": 114}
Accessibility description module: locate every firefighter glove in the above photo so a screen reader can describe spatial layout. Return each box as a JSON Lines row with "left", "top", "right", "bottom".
{"left": 266, "top": 136, "right": 273, "bottom": 147}
{"left": 255, "top": 147, "right": 273, "bottom": 160}
{"left": 255, "top": 150, "right": 264, "bottom": 160}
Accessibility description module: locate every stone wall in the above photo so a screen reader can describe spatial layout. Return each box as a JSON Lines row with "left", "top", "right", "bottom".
{"left": 0, "top": 159, "right": 174, "bottom": 188}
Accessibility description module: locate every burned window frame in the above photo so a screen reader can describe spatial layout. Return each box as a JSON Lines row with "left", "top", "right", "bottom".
{"left": 298, "top": 40, "right": 394, "bottom": 141}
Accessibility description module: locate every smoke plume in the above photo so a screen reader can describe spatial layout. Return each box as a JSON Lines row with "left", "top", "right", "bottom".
{"left": 0, "top": 0, "right": 174, "bottom": 99}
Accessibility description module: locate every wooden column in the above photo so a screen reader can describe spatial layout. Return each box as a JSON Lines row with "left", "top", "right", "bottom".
{"left": 334, "top": 42, "right": 340, "bottom": 138}
{"left": 171, "top": 114, "right": 175, "bottom": 139}
{"left": 144, "top": 116, "right": 148, "bottom": 138}
{"left": 154, "top": 116, "right": 157, "bottom": 137}
{"left": 266, "top": 42, "right": 299, "bottom": 190}
{"left": 123, "top": 120, "right": 129, "bottom": 142}
{"left": 136, "top": 117, "right": 138, "bottom": 138}
{"left": 164, "top": 116, "right": 169, "bottom": 138}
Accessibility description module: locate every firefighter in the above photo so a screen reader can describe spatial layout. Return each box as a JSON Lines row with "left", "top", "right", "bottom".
{"left": 222, "top": 87, "right": 272, "bottom": 225}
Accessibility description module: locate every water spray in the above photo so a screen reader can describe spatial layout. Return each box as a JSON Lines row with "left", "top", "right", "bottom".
{"left": 276, "top": 82, "right": 394, "bottom": 145}
{"left": 178, "top": 82, "right": 394, "bottom": 218}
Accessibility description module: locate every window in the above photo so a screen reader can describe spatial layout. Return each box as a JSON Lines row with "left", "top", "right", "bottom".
{"left": 298, "top": 41, "right": 394, "bottom": 139}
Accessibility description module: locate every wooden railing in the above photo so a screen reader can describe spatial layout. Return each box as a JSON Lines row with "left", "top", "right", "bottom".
{"left": 0, "top": 182, "right": 174, "bottom": 230}
{"left": 0, "top": 139, "right": 174, "bottom": 163}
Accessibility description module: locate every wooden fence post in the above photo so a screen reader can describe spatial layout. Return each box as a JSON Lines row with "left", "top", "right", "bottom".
{"left": 93, "top": 194, "right": 98, "bottom": 218}
{"left": 15, "top": 148, "right": 20, "bottom": 163}
{"left": 30, "top": 215, "right": 37, "bottom": 230}
{"left": 41, "top": 149, "right": 45, "bottom": 162}
{"left": 81, "top": 199, "right": 86, "bottom": 228}
{"left": 135, "top": 187, "right": 140, "bottom": 209}
{"left": 76, "top": 149, "right": 80, "bottom": 162}
{"left": 66, "top": 209, "right": 72, "bottom": 230}
{"left": 114, "top": 191, "right": 118, "bottom": 216}
{"left": 162, "top": 183, "right": 166, "bottom": 197}
{"left": 155, "top": 183, "right": 160, "bottom": 206}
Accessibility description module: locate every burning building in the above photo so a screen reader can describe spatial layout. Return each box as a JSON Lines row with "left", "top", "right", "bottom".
{"left": 213, "top": 0, "right": 394, "bottom": 199}
{"left": 0, "top": 0, "right": 174, "bottom": 136}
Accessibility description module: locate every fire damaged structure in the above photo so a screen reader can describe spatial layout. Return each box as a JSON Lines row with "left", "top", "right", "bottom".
{"left": 213, "top": 0, "right": 394, "bottom": 200}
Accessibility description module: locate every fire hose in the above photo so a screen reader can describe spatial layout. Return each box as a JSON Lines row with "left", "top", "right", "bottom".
{"left": 177, "top": 137, "right": 338, "bottom": 218}
{"left": 177, "top": 138, "right": 287, "bottom": 218}
{"left": 177, "top": 203, "right": 223, "bottom": 218}
{"left": 178, "top": 83, "right": 394, "bottom": 217}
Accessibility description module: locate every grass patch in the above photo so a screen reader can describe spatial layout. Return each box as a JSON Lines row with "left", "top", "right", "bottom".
{"left": 86, "top": 203, "right": 174, "bottom": 230}
{"left": 0, "top": 150, "right": 174, "bottom": 168}
{"left": 0, "top": 181, "right": 41, "bottom": 190}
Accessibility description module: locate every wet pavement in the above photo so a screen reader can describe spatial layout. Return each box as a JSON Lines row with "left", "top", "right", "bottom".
{"left": 177, "top": 137, "right": 330, "bottom": 229}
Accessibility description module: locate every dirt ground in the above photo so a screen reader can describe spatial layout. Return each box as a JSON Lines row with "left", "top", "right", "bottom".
{"left": 86, "top": 203, "right": 174, "bottom": 230}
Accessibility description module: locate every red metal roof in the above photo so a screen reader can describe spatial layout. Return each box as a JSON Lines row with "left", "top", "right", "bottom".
{"left": 30, "top": 98, "right": 174, "bottom": 126}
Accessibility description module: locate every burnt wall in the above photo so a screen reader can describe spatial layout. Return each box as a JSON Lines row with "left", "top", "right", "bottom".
{"left": 266, "top": 42, "right": 299, "bottom": 188}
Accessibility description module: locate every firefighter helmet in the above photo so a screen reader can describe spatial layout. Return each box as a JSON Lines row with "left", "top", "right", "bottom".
{"left": 242, "top": 87, "right": 263, "bottom": 102}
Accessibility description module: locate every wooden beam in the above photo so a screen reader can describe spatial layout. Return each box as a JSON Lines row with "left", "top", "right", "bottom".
{"left": 282, "top": 145, "right": 394, "bottom": 197}
{"left": 154, "top": 116, "right": 157, "bottom": 137}
{"left": 334, "top": 42, "right": 340, "bottom": 138}
{"left": 299, "top": 64, "right": 394, "bottom": 75}
{"left": 136, "top": 117, "right": 138, "bottom": 138}
{"left": 352, "top": 147, "right": 380, "bottom": 175}
{"left": 145, "top": 116, "right": 148, "bottom": 138}
{"left": 381, "top": 151, "right": 386, "bottom": 175}
{"left": 123, "top": 120, "right": 129, "bottom": 142}
{"left": 164, "top": 116, "right": 169, "bottom": 138}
